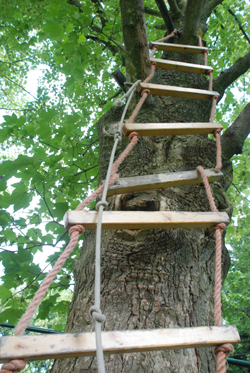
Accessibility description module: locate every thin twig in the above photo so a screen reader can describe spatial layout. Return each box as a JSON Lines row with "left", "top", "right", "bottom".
{"left": 228, "top": 7, "right": 250, "bottom": 44}
{"left": 4, "top": 76, "right": 38, "bottom": 101}
{"left": 232, "top": 183, "right": 248, "bottom": 202}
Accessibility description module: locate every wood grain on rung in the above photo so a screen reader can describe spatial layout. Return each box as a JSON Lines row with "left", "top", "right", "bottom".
{"left": 64, "top": 211, "right": 229, "bottom": 230}
{"left": 0, "top": 326, "right": 240, "bottom": 362}
{"left": 106, "top": 169, "right": 223, "bottom": 196}
{"left": 151, "top": 58, "right": 213, "bottom": 74}
{"left": 149, "top": 42, "right": 209, "bottom": 54}
{"left": 138, "top": 82, "right": 219, "bottom": 100}
{"left": 122, "top": 122, "right": 223, "bottom": 137}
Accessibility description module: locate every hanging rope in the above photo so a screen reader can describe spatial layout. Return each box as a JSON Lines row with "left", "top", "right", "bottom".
{"left": 197, "top": 166, "right": 234, "bottom": 373}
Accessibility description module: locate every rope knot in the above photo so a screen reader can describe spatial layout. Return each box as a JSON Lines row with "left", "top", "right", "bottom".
{"left": 213, "top": 128, "right": 222, "bottom": 137}
{"left": 214, "top": 343, "right": 234, "bottom": 357}
{"left": 96, "top": 200, "right": 108, "bottom": 210}
{"left": 0, "top": 360, "right": 26, "bottom": 372}
{"left": 141, "top": 89, "right": 150, "bottom": 96}
{"left": 89, "top": 305, "right": 106, "bottom": 323}
{"left": 128, "top": 132, "right": 139, "bottom": 140}
{"left": 69, "top": 224, "right": 85, "bottom": 236}
{"left": 213, "top": 223, "right": 226, "bottom": 233}
{"left": 114, "top": 131, "right": 122, "bottom": 142}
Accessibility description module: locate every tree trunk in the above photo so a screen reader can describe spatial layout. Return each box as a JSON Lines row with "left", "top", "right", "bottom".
{"left": 51, "top": 42, "right": 233, "bottom": 371}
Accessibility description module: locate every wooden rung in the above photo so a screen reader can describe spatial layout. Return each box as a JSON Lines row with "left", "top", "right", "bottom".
{"left": 0, "top": 325, "right": 240, "bottom": 362}
{"left": 64, "top": 211, "right": 229, "bottom": 230}
{"left": 106, "top": 169, "right": 223, "bottom": 197}
{"left": 138, "top": 82, "right": 219, "bottom": 100}
{"left": 151, "top": 58, "right": 213, "bottom": 74}
{"left": 149, "top": 41, "right": 209, "bottom": 54}
{"left": 122, "top": 122, "right": 223, "bottom": 137}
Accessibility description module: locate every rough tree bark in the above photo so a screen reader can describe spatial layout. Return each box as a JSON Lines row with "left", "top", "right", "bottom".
{"left": 51, "top": 1, "right": 250, "bottom": 372}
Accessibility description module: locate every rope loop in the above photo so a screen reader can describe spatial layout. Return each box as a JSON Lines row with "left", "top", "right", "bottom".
{"left": 141, "top": 89, "right": 150, "bottom": 96}
{"left": 69, "top": 224, "right": 85, "bottom": 237}
{"left": 128, "top": 132, "right": 139, "bottom": 140}
{"left": 213, "top": 128, "right": 222, "bottom": 137}
{"left": 89, "top": 305, "right": 106, "bottom": 323}
{"left": 114, "top": 131, "right": 122, "bottom": 142}
{"left": 214, "top": 343, "right": 234, "bottom": 357}
{"left": 213, "top": 223, "right": 226, "bottom": 233}
{"left": 96, "top": 201, "right": 108, "bottom": 210}
{"left": 0, "top": 360, "right": 26, "bottom": 372}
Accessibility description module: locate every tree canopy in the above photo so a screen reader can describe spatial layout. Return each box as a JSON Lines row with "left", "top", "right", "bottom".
{"left": 0, "top": 0, "right": 250, "bottom": 369}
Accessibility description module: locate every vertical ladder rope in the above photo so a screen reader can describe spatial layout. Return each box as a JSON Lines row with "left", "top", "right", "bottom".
{"left": 90, "top": 81, "right": 139, "bottom": 373}
{"left": 90, "top": 52, "right": 162, "bottom": 370}
{"left": 197, "top": 166, "right": 234, "bottom": 373}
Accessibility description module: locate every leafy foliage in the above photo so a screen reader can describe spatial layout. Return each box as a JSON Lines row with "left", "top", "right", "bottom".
{"left": 0, "top": 5, "right": 249, "bottom": 370}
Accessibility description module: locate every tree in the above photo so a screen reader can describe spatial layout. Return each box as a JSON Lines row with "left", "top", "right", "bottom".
{"left": 0, "top": 0, "right": 250, "bottom": 372}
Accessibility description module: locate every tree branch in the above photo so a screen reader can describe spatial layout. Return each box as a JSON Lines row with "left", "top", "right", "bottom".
{"left": 4, "top": 77, "right": 38, "bottom": 101}
{"left": 120, "top": 0, "right": 150, "bottom": 82}
{"left": 176, "top": 0, "right": 185, "bottom": 11}
{"left": 213, "top": 51, "right": 250, "bottom": 98}
{"left": 181, "top": 0, "right": 205, "bottom": 43}
{"left": 144, "top": 7, "right": 162, "bottom": 18}
{"left": 167, "top": 0, "right": 183, "bottom": 19}
{"left": 205, "top": 0, "right": 224, "bottom": 19}
{"left": 228, "top": 8, "right": 250, "bottom": 44}
{"left": 221, "top": 103, "right": 250, "bottom": 160}
{"left": 155, "top": 0, "right": 174, "bottom": 33}
{"left": 99, "top": 88, "right": 123, "bottom": 106}
{"left": 86, "top": 34, "right": 123, "bottom": 55}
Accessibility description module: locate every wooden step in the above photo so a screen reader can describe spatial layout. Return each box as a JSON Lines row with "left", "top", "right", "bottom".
{"left": 151, "top": 58, "right": 213, "bottom": 74}
{"left": 123, "top": 122, "right": 223, "bottom": 137}
{"left": 107, "top": 169, "right": 223, "bottom": 197}
{"left": 149, "top": 41, "right": 209, "bottom": 54}
{"left": 0, "top": 325, "right": 240, "bottom": 362}
{"left": 64, "top": 211, "right": 229, "bottom": 230}
{"left": 138, "top": 82, "right": 219, "bottom": 100}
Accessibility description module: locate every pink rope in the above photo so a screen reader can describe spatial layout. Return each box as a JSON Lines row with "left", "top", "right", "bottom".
{"left": 14, "top": 225, "right": 85, "bottom": 336}
{"left": 112, "top": 132, "right": 138, "bottom": 173}
{"left": 210, "top": 96, "right": 218, "bottom": 123}
{"left": 150, "top": 46, "right": 158, "bottom": 58}
{"left": 214, "top": 129, "right": 222, "bottom": 173}
{"left": 214, "top": 344, "right": 234, "bottom": 373}
{"left": 204, "top": 50, "right": 208, "bottom": 66}
{"left": 143, "top": 64, "right": 156, "bottom": 84}
{"left": 0, "top": 360, "right": 26, "bottom": 373}
{"left": 209, "top": 70, "right": 213, "bottom": 91}
{"left": 76, "top": 173, "right": 119, "bottom": 211}
{"left": 197, "top": 166, "right": 233, "bottom": 372}
{"left": 156, "top": 29, "right": 178, "bottom": 42}
{"left": 127, "top": 90, "right": 149, "bottom": 124}
{"left": 196, "top": 166, "right": 218, "bottom": 212}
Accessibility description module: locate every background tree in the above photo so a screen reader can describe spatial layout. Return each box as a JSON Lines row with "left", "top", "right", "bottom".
{"left": 0, "top": 0, "right": 249, "bottom": 372}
